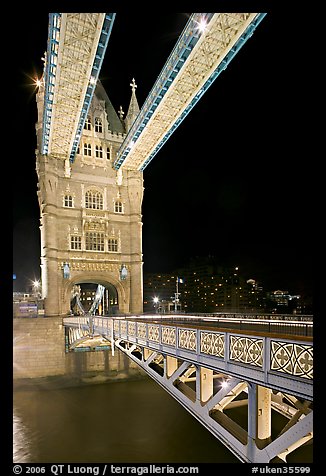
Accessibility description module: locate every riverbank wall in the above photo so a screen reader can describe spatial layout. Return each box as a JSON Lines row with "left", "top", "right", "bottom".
{"left": 13, "top": 317, "right": 145, "bottom": 386}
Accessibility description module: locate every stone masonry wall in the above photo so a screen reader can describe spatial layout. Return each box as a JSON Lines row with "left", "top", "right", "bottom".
{"left": 13, "top": 318, "right": 66, "bottom": 379}
{"left": 13, "top": 318, "right": 146, "bottom": 382}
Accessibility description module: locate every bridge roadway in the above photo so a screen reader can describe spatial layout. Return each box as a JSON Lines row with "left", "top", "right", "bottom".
{"left": 64, "top": 313, "right": 313, "bottom": 463}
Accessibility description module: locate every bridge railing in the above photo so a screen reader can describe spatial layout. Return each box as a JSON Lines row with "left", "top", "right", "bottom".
{"left": 63, "top": 314, "right": 313, "bottom": 399}
{"left": 87, "top": 313, "right": 313, "bottom": 337}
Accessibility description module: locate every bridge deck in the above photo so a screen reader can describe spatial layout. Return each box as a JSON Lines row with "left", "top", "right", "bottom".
{"left": 64, "top": 314, "right": 313, "bottom": 401}
{"left": 63, "top": 314, "right": 313, "bottom": 462}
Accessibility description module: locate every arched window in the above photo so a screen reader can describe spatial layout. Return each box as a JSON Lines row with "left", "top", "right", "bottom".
{"left": 84, "top": 116, "right": 91, "bottom": 130}
{"left": 85, "top": 190, "right": 103, "bottom": 210}
{"left": 95, "top": 117, "right": 103, "bottom": 133}
{"left": 114, "top": 201, "right": 123, "bottom": 213}
{"left": 106, "top": 147, "right": 111, "bottom": 160}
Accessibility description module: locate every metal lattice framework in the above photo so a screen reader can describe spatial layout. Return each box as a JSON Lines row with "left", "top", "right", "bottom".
{"left": 63, "top": 315, "right": 313, "bottom": 463}
{"left": 41, "top": 13, "right": 116, "bottom": 162}
{"left": 114, "top": 12, "right": 266, "bottom": 171}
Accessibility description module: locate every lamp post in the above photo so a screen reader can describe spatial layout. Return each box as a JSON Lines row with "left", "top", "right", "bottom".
{"left": 174, "top": 277, "right": 183, "bottom": 312}
{"left": 32, "top": 280, "right": 41, "bottom": 316}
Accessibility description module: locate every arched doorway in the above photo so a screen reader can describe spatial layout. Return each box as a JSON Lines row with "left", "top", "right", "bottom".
{"left": 71, "top": 282, "right": 119, "bottom": 316}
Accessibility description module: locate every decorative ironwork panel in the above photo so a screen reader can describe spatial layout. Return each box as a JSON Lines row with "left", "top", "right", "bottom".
{"left": 271, "top": 341, "right": 313, "bottom": 380}
{"left": 200, "top": 331, "right": 225, "bottom": 358}
{"left": 178, "top": 328, "right": 197, "bottom": 352}
{"left": 128, "top": 321, "right": 136, "bottom": 336}
{"left": 120, "top": 321, "right": 127, "bottom": 335}
{"left": 229, "top": 335, "right": 263, "bottom": 367}
{"left": 148, "top": 325, "right": 160, "bottom": 342}
{"left": 162, "top": 326, "right": 176, "bottom": 347}
{"left": 114, "top": 320, "right": 120, "bottom": 333}
{"left": 137, "top": 323, "right": 147, "bottom": 339}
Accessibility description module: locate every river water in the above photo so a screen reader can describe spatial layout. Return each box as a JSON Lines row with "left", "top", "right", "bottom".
{"left": 13, "top": 350, "right": 312, "bottom": 464}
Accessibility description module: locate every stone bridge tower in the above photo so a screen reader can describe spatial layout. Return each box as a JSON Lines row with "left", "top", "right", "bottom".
{"left": 35, "top": 80, "right": 144, "bottom": 317}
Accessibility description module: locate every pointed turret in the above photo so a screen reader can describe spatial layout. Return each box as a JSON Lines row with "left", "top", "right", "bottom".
{"left": 125, "top": 78, "right": 140, "bottom": 132}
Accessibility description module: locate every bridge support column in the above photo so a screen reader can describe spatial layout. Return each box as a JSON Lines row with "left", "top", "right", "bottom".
{"left": 247, "top": 383, "right": 272, "bottom": 461}
{"left": 165, "top": 355, "right": 178, "bottom": 378}
{"left": 143, "top": 347, "right": 152, "bottom": 360}
{"left": 197, "top": 367, "right": 213, "bottom": 404}
{"left": 257, "top": 386, "right": 272, "bottom": 448}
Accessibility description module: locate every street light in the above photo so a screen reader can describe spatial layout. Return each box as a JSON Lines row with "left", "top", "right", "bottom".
{"left": 153, "top": 296, "right": 159, "bottom": 313}
{"left": 32, "top": 280, "right": 41, "bottom": 316}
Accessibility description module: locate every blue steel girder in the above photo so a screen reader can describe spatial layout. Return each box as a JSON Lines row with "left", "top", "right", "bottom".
{"left": 41, "top": 13, "right": 116, "bottom": 162}
{"left": 114, "top": 12, "right": 266, "bottom": 171}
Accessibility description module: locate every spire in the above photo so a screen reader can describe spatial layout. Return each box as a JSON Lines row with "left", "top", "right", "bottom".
{"left": 125, "top": 78, "right": 140, "bottom": 132}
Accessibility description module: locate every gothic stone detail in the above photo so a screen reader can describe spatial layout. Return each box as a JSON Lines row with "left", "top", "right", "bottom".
{"left": 58, "top": 261, "right": 120, "bottom": 271}
{"left": 229, "top": 335, "right": 263, "bottom": 367}
{"left": 114, "top": 320, "right": 120, "bottom": 333}
{"left": 270, "top": 341, "right": 313, "bottom": 380}
{"left": 161, "top": 326, "right": 176, "bottom": 347}
{"left": 178, "top": 328, "right": 197, "bottom": 352}
{"left": 137, "top": 322, "right": 147, "bottom": 339}
{"left": 200, "top": 331, "right": 225, "bottom": 358}
{"left": 148, "top": 325, "right": 160, "bottom": 342}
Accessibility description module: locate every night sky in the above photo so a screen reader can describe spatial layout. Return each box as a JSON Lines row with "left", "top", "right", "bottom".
{"left": 12, "top": 6, "right": 313, "bottom": 299}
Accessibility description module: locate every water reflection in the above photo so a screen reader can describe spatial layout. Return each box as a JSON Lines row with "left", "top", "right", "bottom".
{"left": 13, "top": 378, "right": 240, "bottom": 463}
{"left": 13, "top": 413, "right": 31, "bottom": 463}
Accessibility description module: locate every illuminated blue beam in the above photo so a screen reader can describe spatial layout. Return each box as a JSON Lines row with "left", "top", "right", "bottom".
{"left": 114, "top": 13, "right": 267, "bottom": 171}
{"left": 113, "top": 13, "right": 215, "bottom": 170}
{"left": 41, "top": 12, "right": 61, "bottom": 156}
{"left": 41, "top": 13, "right": 116, "bottom": 161}
{"left": 139, "top": 13, "right": 267, "bottom": 171}
{"left": 69, "top": 13, "right": 116, "bottom": 162}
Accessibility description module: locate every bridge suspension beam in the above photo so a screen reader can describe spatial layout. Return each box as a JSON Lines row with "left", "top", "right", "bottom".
{"left": 40, "top": 13, "right": 116, "bottom": 163}
{"left": 114, "top": 12, "right": 266, "bottom": 171}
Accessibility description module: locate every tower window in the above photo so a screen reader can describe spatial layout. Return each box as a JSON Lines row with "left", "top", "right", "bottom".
{"left": 84, "top": 116, "right": 91, "bottom": 131}
{"left": 85, "top": 190, "right": 103, "bottom": 210}
{"left": 70, "top": 236, "right": 81, "bottom": 250}
{"left": 85, "top": 232, "right": 104, "bottom": 251}
{"left": 95, "top": 145, "right": 103, "bottom": 158}
{"left": 108, "top": 238, "right": 118, "bottom": 252}
{"left": 64, "top": 195, "right": 73, "bottom": 207}
{"left": 95, "top": 117, "right": 103, "bottom": 133}
{"left": 107, "top": 147, "right": 111, "bottom": 160}
{"left": 83, "top": 143, "right": 92, "bottom": 156}
{"left": 114, "top": 201, "right": 123, "bottom": 213}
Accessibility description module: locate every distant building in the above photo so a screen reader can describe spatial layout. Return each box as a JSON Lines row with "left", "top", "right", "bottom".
{"left": 178, "top": 258, "right": 264, "bottom": 313}
{"left": 143, "top": 274, "right": 182, "bottom": 313}
{"left": 143, "top": 256, "right": 311, "bottom": 315}
{"left": 143, "top": 257, "right": 265, "bottom": 314}
{"left": 265, "top": 290, "right": 302, "bottom": 314}
{"left": 13, "top": 292, "right": 43, "bottom": 317}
